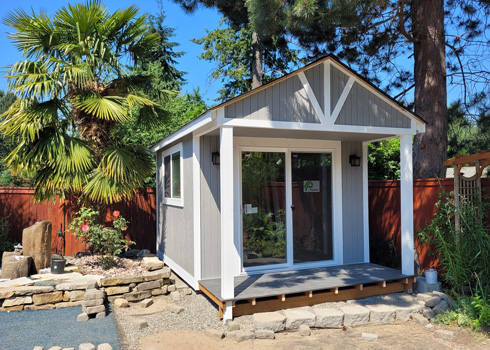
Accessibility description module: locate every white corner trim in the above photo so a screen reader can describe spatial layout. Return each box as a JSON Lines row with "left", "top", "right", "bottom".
{"left": 324, "top": 61, "right": 331, "bottom": 120}
{"left": 192, "top": 135, "right": 202, "bottom": 282}
{"left": 331, "top": 76, "right": 355, "bottom": 123}
{"left": 157, "top": 251, "right": 199, "bottom": 290}
{"left": 362, "top": 141, "right": 370, "bottom": 263}
{"left": 297, "top": 71, "right": 326, "bottom": 123}
{"left": 150, "top": 113, "right": 213, "bottom": 153}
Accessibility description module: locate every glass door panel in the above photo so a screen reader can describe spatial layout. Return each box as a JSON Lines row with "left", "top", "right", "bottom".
{"left": 291, "top": 153, "right": 333, "bottom": 263}
{"left": 242, "top": 152, "right": 286, "bottom": 268}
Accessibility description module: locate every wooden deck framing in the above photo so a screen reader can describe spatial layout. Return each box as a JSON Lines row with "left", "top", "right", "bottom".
{"left": 198, "top": 264, "right": 415, "bottom": 318}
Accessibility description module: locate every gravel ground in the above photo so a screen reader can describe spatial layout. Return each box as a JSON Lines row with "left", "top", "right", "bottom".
{"left": 0, "top": 305, "right": 120, "bottom": 350}
{"left": 114, "top": 288, "right": 422, "bottom": 350}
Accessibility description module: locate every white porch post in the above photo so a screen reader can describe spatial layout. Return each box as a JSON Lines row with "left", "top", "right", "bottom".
{"left": 362, "top": 141, "right": 370, "bottom": 263}
{"left": 220, "top": 126, "right": 235, "bottom": 321}
{"left": 400, "top": 135, "right": 414, "bottom": 275}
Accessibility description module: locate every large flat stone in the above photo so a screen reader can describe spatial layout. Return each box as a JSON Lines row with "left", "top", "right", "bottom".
{"left": 142, "top": 267, "right": 171, "bottom": 281}
{"left": 2, "top": 296, "right": 33, "bottom": 307}
{"left": 253, "top": 312, "right": 286, "bottom": 332}
{"left": 0, "top": 277, "right": 35, "bottom": 288}
{"left": 105, "top": 286, "right": 130, "bottom": 296}
{"left": 314, "top": 308, "right": 344, "bottom": 328}
{"left": 10, "top": 285, "right": 55, "bottom": 296}
{"left": 100, "top": 276, "right": 144, "bottom": 286}
{"left": 32, "top": 291, "right": 63, "bottom": 305}
{"left": 141, "top": 257, "right": 164, "bottom": 271}
{"left": 284, "top": 309, "right": 316, "bottom": 330}
{"left": 340, "top": 305, "right": 370, "bottom": 326}
{"left": 55, "top": 281, "right": 88, "bottom": 291}
{"left": 137, "top": 280, "right": 161, "bottom": 291}
{"left": 395, "top": 304, "right": 422, "bottom": 321}
{"left": 433, "top": 300, "right": 449, "bottom": 315}
{"left": 82, "top": 304, "right": 105, "bottom": 314}
{"left": 84, "top": 290, "right": 106, "bottom": 300}
{"left": 366, "top": 305, "right": 396, "bottom": 323}
{"left": 425, "top": 296, "right": 442, "bottom": 308}
{"left": 22, "top": 221, "right": 51, "bottom": 274}
{"left": 24, "top": 304, "right": 56, "bottom": 310}
{"left": 124, "top": 290, "right": 151, "bottom": 302}
{"left": 55, "top": 301, "right": 82, "bottom": 308}
{"left": 63, "top": 290, "right": 85, "bottom": 302}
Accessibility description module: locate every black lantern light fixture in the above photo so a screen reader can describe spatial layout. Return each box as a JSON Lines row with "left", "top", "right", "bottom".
{"left": 349, "top": 154, "right": 361, "bottom": 167}
{"left": 212, "top": 151, "right": 220, "bottom": 165}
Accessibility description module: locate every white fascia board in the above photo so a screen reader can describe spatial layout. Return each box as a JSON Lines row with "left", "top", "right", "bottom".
{"left": 328, "top": 59, "right": 425, "bottom": 127}
{"left": 150, "top": 112, "right": 213, "bottom": 153}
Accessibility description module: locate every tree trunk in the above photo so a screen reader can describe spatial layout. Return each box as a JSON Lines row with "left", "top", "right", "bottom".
{"left": 412, "top": 0, "right": 447, "bottom": 179}
{"left": 251, "top": 31, "right": 263, "bottom": 89}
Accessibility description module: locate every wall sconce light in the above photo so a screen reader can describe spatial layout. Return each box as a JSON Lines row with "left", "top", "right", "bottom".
{"left": 349, "top": 154, "right": 361, "bottom": 167}
{"left": 212, "top": 151, "right": 220, "bottom": 165}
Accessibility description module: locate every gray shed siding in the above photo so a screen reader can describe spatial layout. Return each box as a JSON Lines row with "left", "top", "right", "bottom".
{"left": 330, "top": 65, "right": 349, "bottom": 114}
{"left": 157, "top": 135, "right": 194, "bottom": 276}
{"left": 341, "top": 141, "right": 364, "bottom": 264}
{"left": 200, "top": 136, "right": 221, "bottom": 279}
{"left": 225, "top": 75, "right": 320, "bottom": 123}
{"left": 304, "top": 63, "right": 325, "bottom": 114}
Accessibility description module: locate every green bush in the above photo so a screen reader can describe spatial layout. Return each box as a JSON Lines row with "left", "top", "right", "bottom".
{"left": 0, "top": 216, "right": 12, "bottom": 258}
{"left": 418, "top": 188, "right": 490, "bottom": 295}
{"left": 435, "top": 293, "right": 490, "bottom": 330}
{"left": 69, "top": 207, "right": 134, "bottom": 269}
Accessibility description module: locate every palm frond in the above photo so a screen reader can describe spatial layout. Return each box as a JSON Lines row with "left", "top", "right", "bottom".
{"left": 72, "top": 92, "right": 131, "bottom": 122}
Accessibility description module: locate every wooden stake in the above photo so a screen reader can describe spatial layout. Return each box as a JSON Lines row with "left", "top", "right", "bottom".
{"left": 252, "top": 298, "right": 256, "bottom": 306}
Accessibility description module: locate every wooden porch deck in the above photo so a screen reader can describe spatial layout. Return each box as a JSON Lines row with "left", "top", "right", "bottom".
{"left": 199, "top": 263, "right": 415, "bottom": 318}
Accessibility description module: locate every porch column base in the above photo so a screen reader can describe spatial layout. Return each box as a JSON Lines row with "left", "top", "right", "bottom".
{"left": 222, "top": 301, "right": 233, "bottom": 323}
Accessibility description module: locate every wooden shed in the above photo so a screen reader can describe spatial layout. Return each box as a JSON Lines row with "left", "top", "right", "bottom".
{"left": 150, "top": 55, "right": 426, "bottom": 321}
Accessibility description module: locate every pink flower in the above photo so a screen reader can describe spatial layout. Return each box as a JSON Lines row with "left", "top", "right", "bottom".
{"left": 113, "top": 210, "right": 120, "bottom": 217}
{"left": 82, "top": 224, "right": 89, "bottom": 232}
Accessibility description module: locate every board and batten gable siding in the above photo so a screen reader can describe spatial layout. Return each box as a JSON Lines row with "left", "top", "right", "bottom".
{"left": 341, "top": 141, "right": 364, "bottom": 264}
{"left": 157, "top": 134, "right": 194, "bottom": 276}
{"left": 330, "top": 65, "right": 411, "bottom": 128}
{"left": 225, "top": 75, "right": 320, "bottom": 123}
{"left": 200, "top": 135, "right": 221, "bottom": 280}
{"left": 304, "top": 63, "right": 325, "bottom": 114}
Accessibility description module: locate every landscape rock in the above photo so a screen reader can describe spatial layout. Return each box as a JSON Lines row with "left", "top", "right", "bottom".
{"left": 284, "top": 309, "right": 316, "bottom": 330}
{"left": 96, "top": 311, "right": 106, "bottom": 318}
{"left": 314, "top": 308, "right": 344, "bottom": 328}
{"left": 137, "top": 280, "right": 161, "bottom": 291}
{"left": 362, "top": 332, "right": 378, "bottom": 341}
{"left": 184, "top": 288, "right": 193, "bottom": 295}
{"left": 167, "top": 285, "right": 176, "bottom": 292}
{"left": 171, "top": 291, "right": 181, "bottom": 302}
{"left": 253, "top": 312, "right": 286, "bottom": 332}
{"left": 413, "top": 314, "right": 429, "bottom": 325}
{"left": 1, "top": 252, "right": 32, "bottom": 279}
{"left": 142, "top": 267, "right": 171, "bottom": 281}
{"left": 0, "top": 305, "right": 24, "bottom": 311}
{"left": 100, "top": 276, "right": 143, "bottom": 287}
{"left": 84, "top": 290, "right": 106, "bottom": 300}
{"left": 105, "top": 286, "right": 130, "bottom": 296}
{"left": 9, "top": 285, "right": 54, "bottom": 296}
{"left": 33, "top": 347, "right": 44, "bottom": 350}
{"left": 205, "top": 329, "right": 224, "bottom": 339}
{"left": 141, "top": 257, "right": 164, "bottom": 271}
{"left": 166, "top": 303, "right": 184, "bottom": 314}
{"left": 47, "top": 346, "right": 62, "bottom": 350}
{"left": 340, "top": 305, "right": 370, "bottom": 326}
{"left": 82, "top": 299, "right": 104, "bottom": 307}
{"left": 433, "top": 300, "right": 449, "bottom": 315}
{"left": 114, "top": 298, "right": 129, "bottom": 308}
{"left": 225, "top": 330, "right": 239, "bottom": 339}
{"left": 140, "top": 298, "right": 154, "bottom": 308}
{"left": 63, "top": 290, "right": 85, "bottom": 302}
{"left": 77, "top": 313, "right": 89, "bottom": 322}
{"left": 367, "top": 305, "right": 396, "bottom": 323}
{"left": 2, "top": 296, "right": 32, "bottom": 307}
{"left": 56, "top": 282, "right": 88, "bottom": 291}
{"left": 33, "top": 281, "right": 57, "bottom": 287}
{"left": 151, "top": 288, "right": 163, "bottom": 296}
{"left": 25, "top": 304, "right": 56, "bottom": 310}
{"left": 55, "top": 301, "right": 82, "bottom": 308}
{"left": 97, "top": 343, "right": 113, "bottom": 350}
{"left": 79, "top": 344, "right": 96, "bottom": 350}
{"left": 32, "top": 291, "right": 63, "bottom": 305}
{"left": 22, "top": 221, "right": 51, "bottom": 274}
{"left": 395, "top": 305, "right": 422, "bottom": 321}
{"left": 227, "top": 320, "right": 240, "bottom": 331}
{"left": 425, "top": 296, "right": 442, "bottom": 308}
{"left": 124, "top": 291, "right": 151, "bottom": 302}
{"left": 82, "top": 305, "right": 105, "bottom": 314}
{"left": 255, "top": 329, "right": 275, "bottom": 340}
{"left": 423, "top": 307, "right": 436, "bottom": 319}
{"left": 137, "top": 320, "right": 148, "bottom": 329}
{"left": 435, "top": 329, "right": 454, "bottom": 341}
{"left": 426, "top": 324, "right": 435, "bottom": 330}
{"left": 236, "top": 331, "right": 255, "bottom": 342}
{"left": 298, "top": 324, "right": 311, "bottom": 336}
{"left": 416, "top": 293, "right": 434, "bottom": 303}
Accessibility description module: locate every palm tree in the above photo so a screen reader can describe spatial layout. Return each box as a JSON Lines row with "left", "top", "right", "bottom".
{"left": 1, "top": 1, "right": 173, "bottom": 204}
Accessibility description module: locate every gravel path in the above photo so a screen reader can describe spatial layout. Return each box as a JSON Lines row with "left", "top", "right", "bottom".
{"left": 114, "top": 288, "right": 422, "bottom": 350}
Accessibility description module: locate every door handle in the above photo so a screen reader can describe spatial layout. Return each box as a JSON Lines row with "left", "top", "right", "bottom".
{"left": 291, "top": 204, "right": 295, "bottom": 211}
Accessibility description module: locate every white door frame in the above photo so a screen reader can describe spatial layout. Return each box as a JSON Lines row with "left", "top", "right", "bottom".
{"left": 235, "top": 137, "right": 343, "bottom": 275}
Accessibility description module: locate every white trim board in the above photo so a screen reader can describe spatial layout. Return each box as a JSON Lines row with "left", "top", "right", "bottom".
{"left": 158, "top": 251, "right": 199, "bottom": 290}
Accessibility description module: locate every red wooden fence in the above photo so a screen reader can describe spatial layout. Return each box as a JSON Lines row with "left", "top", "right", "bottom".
{"left": 369, "top": 178, "right": 490, "bottom": 271}
{"left": 0, "top": 187, "right": 156, "bottom": 256}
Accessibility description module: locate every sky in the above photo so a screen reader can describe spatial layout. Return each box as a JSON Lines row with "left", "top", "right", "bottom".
{"left": 0, "top": 0, "right": 223, "bottom": 103}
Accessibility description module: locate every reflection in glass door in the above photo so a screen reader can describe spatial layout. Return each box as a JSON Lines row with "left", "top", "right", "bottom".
{"left": 241, "top": 152, "right": 286, "bottom": 268}
{"left": 291, "top": 153, "right": 333, "bottom": 263}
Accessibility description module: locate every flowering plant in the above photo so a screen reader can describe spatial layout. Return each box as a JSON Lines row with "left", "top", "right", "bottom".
{"left": 69, "top": 207, "right": 134, "bottom": 268}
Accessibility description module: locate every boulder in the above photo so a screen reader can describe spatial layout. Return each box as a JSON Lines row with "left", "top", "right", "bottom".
{"left": 141, "top": 257, "right": 164, "bottom": 271}
{"left": 433, "top": 300, "right": 449, "bottom": 315}
{"left": 253, "top": 312, "right": 286, "bottom": 332}
{"left": 340, "top": 305, "right": 370, "bottom": 326}
{"left": 314, "top": 308, "right": 344, "bottom": 328}
{"left": 425, "top": 296, "right": 441, "bottom": 308}
{"left": 236, "top": 331, "right": 255, "bottom": 342}
{"left": 22, "top": 221, "right": 52, "bottom": 274}
{"left": 255, "top": 329, "right": 275, "bottom": 340}
{"left": 1, "top": 252, "right": 32, "bottom": 279}
{"left": 284, "top": 309, "right": 316, "bottom": 330}
{"left": 114, "top": 298, "right": 129, "bottom": 308}
{"left": 366, "top": 305, "right": 396, "bottom": 323}
{"left": 298, "top": 324, "right": 311, "bottom": 336}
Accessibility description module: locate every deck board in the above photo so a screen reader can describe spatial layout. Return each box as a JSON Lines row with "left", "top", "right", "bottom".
{"left": 199, "top": 263, "right": 410, "bottom": 302}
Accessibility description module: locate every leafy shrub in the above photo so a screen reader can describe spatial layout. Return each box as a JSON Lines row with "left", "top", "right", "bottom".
{"left": 0, "top": 216, "right": 12, "bottom": 258}
{"left": 418, "top": 188, "right": 490, "bottom": 295}
{"left": 436, "top": 293, "right": 490, "bottom": 330}
{"left": 69, "top": 207, "right": 133, "bottom": 269}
